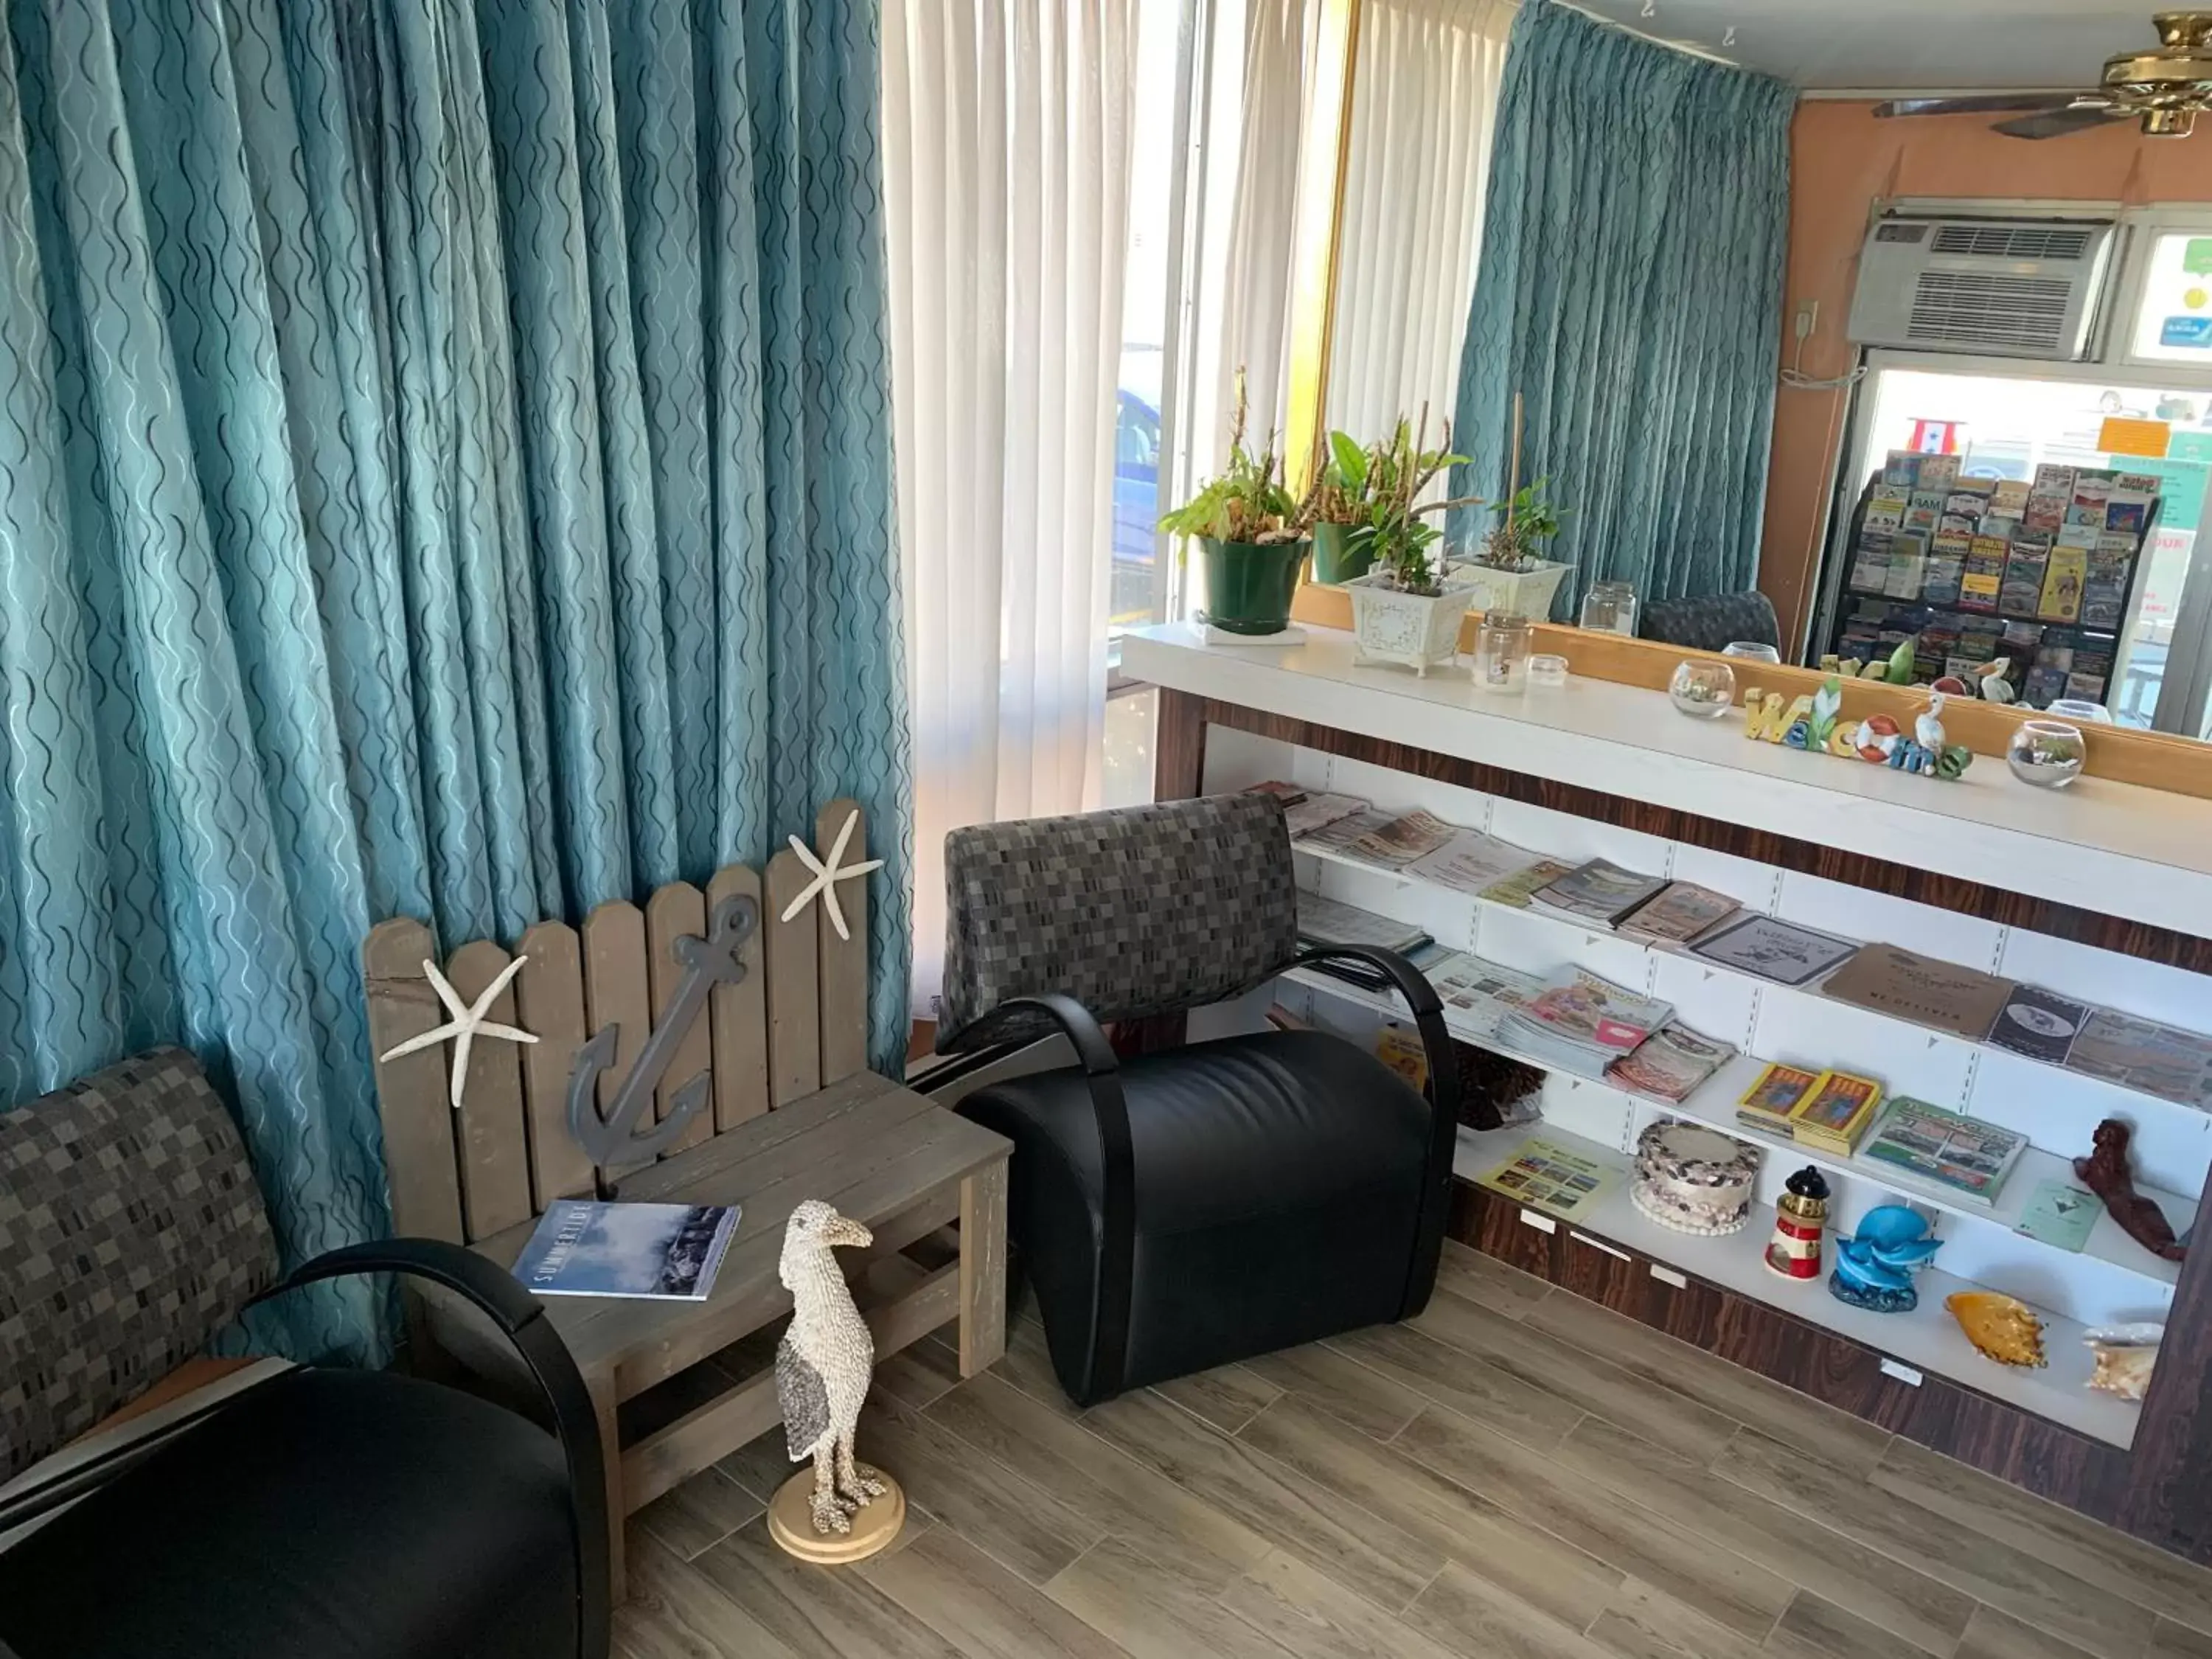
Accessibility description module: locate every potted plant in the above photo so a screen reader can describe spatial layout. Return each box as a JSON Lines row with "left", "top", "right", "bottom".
{"left": 1458, "top": 475, "right": 1573, "bottom": 620}
{"left": 1157, "top": 373, "right": 1309, "bottom": 635}
{"left": 1310, "top": 431, "right": 1374, "bottom": 585}
{"left": 1342, "top": 415, "right": 1481, "bottom": 675}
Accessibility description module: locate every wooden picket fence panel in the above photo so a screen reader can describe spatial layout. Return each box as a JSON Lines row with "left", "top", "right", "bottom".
{"left": 361, "top": 799, "right": 874, "bottom": 1246}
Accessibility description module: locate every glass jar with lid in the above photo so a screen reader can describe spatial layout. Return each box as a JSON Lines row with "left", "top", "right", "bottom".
{"left": 1474, "top": 611, "right": 1534, "bottom": 694}
{"left": 1579, "top": 581, "right": 1639, "bottom": 636}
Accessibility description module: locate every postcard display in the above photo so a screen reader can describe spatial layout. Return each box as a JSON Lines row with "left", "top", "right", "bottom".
{"left": 1826, "top": 453, "right": 2161, "bottom": 712}
{"left": 1195, "top": 733, "right": 2206, "bottom": 1454}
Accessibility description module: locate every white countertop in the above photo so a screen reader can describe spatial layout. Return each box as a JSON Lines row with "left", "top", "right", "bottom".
{"left": 1121, "top": 622, "right": 2212, "bottom": 943}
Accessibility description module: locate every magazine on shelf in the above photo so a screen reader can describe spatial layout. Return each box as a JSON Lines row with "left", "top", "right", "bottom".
{"left": 1859, "top": 1098, "right": 2027, "bottom": 1207}
{"left": 1405, "top": 830, "right": 1536, "bottom": 897}
{"left": 1349, "top": 810, "right": 1458, "bottom": 869}
{"left": 1425, "top": 953, "right": 1550, "bottom": 1042}
{"left": 1293, "top": 893, "right": 1430, "bottom": 956}
{"left": 1478, "top": 858, "right": 1576, "bottom": 911}
{"left": 1984, "top": 984, "right": 2095, "bottom": 1067}
{"left": 1820, "top": 944, "right": 2014, "bottom": 1040}
{"left": 1690, "top": 914, "right": 1860, "bottom": 987}
{"left": 2064, "top": 1008, "right": 2212, "bottom": 1112}
{"left": 1615, "top": 883, "right": 1742, "bottom": 947}
{"left": 1500, "top": 968, "right": 1673, "bottom": 1079}
{"left": 1527, "top": 859, "right": 1671, "bottom": 929}
{"left": 512, "top": 1201, "right": 740, "bottom": 1301}
{"left": 1604, "top": 1021, "right": 1736, "bottom": 1102}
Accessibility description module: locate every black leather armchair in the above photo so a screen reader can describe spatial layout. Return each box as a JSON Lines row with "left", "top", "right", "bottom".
{"left": 0, "top": 1050, "right": 608, "bottom": 1659}
{"left": 936, "top": 793, "right": 1470, "bottom": 1406}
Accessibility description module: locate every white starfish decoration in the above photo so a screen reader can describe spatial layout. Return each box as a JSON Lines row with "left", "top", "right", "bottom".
{"left": 378, "top": 956, "right": 538, "bottom": 1111}
{"left": 780, "top": 809, "right": 884, "bottom": 942}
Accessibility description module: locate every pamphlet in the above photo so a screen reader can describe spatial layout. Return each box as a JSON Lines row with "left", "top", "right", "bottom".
{"left": 1426, "top": 953, "right": 1550, "bottom": 1043}
{"left": 2065, "top": 1007, "right": 2212, "bottom": 1111}
{"left": 1860, "top": 1098, "right": 2026, "bottom": 1206}
{"left": 1789, "top": 1070, "right": 1885, "bottom": 1155}
{"left": 1295, "top": 807, "right": 1399, "bottom": 858}
{"left": 2014, "top": 1178, "right": 2101, "bottom": 1252}
{"left": 512, "top": 1201, "right": 740, "bottom": 1300}
{"left": 1527, "top": 859, "right": 1672, "bottom": 929}
{"left": 1690, "top": 914, "right": 1860, "bottom": 988}
{"left": 1604, "top": 1021, "right": 1736, "bottom": 1102}
{"left": 1349, "top": 809, "right": 1457, "bottom": 869}
{"left": 1473, "top": 1137, "right": 1621, "bottom": 1223}
{"left": 1479, "top": 858, "right": 1577, "bottom": 911}
{"left": 1737, "top": 1061, "right": 1818, "bottom": 1134}
{"left": 1293, "top": 893, "right": 1429, "bottom": 955}
{"left": 1499, "top": 967, "right": 1673, "bottom": 1079}
{"left": 1985, "top": 984, "right": 2094, "bottom": 1067}
{"left": 1820, "top": 944, "right": 2014, "bottom": 1040}
{"left": 1615, "top": 883, "right": 1742, "bottom": 947}
{"left": 1278, "top": 790, "right": 1369, "bottom": 840}
{"left": 1405, "top": 830, "right": 1536, "bottom": 897}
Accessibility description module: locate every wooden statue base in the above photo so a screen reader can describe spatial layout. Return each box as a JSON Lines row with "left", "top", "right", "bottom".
{"left": 767, "top": 1468, "right": 907, "bottom": 1564}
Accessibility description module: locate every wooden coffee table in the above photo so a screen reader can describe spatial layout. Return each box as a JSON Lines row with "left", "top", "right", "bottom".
{"left": 458, "top": 1070, "right": 1012, "bottom": 1596}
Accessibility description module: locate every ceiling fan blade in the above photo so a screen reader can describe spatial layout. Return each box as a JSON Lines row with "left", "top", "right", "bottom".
{"left": 1873, "top": 94, "right": 2081, "bottom": 118}
{"left": 1991, "top": 103, "right": 2134, "bottom": 139}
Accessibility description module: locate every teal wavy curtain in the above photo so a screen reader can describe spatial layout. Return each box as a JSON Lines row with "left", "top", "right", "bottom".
{"left": 1450, "top": 0, "right": 1794, "bottom": 618}
{"left": 0, "top": 0, "right": 911, "bottom": 1357}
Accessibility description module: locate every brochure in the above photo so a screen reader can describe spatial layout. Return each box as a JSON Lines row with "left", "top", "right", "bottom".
{"left": 1499, "top": 967, "right": 1673, "bottom": 1079}
{"left": 1820, "top": 944, "right": 2014, "bottom": 1040}
{"left": 1479, "top": 857, "right": 1577, "bottom": 911}
{"left": 1295, "top": 807, "right": 1399, "bottom": 858}
{"left": 1348, "top": 809, "right": 1457, "bottom": 869}
{"left": 1789, "top": 1070, "right": 1885, "bottom": 1155}
{"left": 1527, "top": 859, "right": 1672, "bottom": 929}
{"left": 1426, "top": 953, "right": 1550, "bottom": 1043}
{"left": 2065, "top": 1008, "right": 2212, "bottom": 1112}
{"left": 1278, "top": 790, "right": 1369, "bottom": 840}
{"left": 1691, "top": 915, "right": 1860, "bottom": 988}
{"left": 1860, "top": 1098, "right": 2026, "bottom": 1206}
{"left": 1473, "top": 1137, "right": 1620, "bottom": 1223}
{"left": 1737, "top": 1061, "right": 1818, "bottom": 1134}
{"left": 1604, "top": 1021, "right": 1736, "bottom": 1102}
{"left": 1615, "top": 883, "right": 1742, "bottom": 947}
{"left": 2014, "top": 1178, "right": 2101, "bottom": 1251}
{"left": 1293, "top": 893, "right": 1429, "bottom": 955}
{"left": 512, "top": 1201, "right": 740, "bottom": 1300}
{"left": 1406, "top": 830, "right": 1536, "bottom": 897}
{"left": 1985, "top": 984, "right": 2095, "bottom": 1067}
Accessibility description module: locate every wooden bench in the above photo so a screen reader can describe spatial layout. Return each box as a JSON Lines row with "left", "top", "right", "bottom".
{"left": 361, "top": 801, "right": 1010, "bottom": 1596}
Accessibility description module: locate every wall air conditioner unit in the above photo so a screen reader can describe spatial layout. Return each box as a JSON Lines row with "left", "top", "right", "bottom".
{"left": 1846, "top": 216, "right": 2117, "bottom": 362}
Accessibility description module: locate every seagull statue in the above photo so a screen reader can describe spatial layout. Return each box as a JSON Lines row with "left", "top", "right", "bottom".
{"left": 775, "top": 1200, "right": 886, "bottom": 1535}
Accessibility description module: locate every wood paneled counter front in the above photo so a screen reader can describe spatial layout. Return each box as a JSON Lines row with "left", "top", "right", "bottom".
{"left": 1124, "top": 620, "right": 2212, "bottom": 1562}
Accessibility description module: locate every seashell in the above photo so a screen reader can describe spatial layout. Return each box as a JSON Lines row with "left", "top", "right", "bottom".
{"left": 1946, "top": 1291, "right": 2046, "bottom": 1368}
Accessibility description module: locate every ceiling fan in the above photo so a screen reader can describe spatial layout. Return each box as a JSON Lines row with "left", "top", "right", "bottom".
{"left": 1874, "top": 11, "right": 2212, "bottom": 140}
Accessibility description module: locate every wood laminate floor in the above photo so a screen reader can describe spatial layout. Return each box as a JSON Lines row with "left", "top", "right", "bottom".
{"left": 613, "top": 1242, "right": 2212, "bottom": 1659}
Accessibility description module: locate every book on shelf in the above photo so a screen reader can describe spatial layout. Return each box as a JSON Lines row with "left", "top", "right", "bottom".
{"left": 1498, "top": 968, "right": 1672, "bottom": 1079}
{"left": 1348, "top": 809, "right": 1456, "bottom": 868}
{"left": 1615, "top": 882, "right": 1741, "bottom": 947}
{"left": 1404, "top": 830, "right": 1536, "bottom": 897}
{"left": 1526, "top": 859, "right": 1671, "bottom": 929}
{"left": 1860, "top": 1098, "right": 2027, "bottom": 1208}
{"left": 2064, "top": 1007, "right": 2212, "bottom": 1112}
{"left": 1478, "top": 857, "right": 1576, "bottom": 911}
{"left": 1425, "top": 952, "right": 1550, "bottom": 1042}
{"left": 1820, "top": 943, "right": 2014, "bottom": 1040}
{"left": 1788, "top": 1070, "right": 1884, "bottom": 1155}
{"left": 1293, "top": 893, "right": 1430, "bottom": 956}
{"left": 1737, "top": 1062, "right": 1819, "bottom": 1134}
{"left": 1689, "top": 914, "right": 1859, "bottom": 987}
{"left": 1984, "top": 984, "right": 2095, "bottom": 1066}
{"left": 1604, "top": 1020, "right": 1736, "bottom": 1102}
{"left": 512, "top": 1201, "right": 740, "bottom": 1301}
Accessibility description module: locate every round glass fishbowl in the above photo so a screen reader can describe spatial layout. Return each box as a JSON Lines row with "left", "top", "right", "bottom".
{"left": 1669, "top": 658, "right": 1737, "bottom": 720}
{"left": 2007, "top": 720, "right": 2087, "bottom": 790}
{"left": 1720, "top": 641, "right": 1781, "bottom": 665}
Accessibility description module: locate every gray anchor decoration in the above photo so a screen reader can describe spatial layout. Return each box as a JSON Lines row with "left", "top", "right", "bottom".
{"left": 568, "top": 892, "right": 759, "bottom": 1186}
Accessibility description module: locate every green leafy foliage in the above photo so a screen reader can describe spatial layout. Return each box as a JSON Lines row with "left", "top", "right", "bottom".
{"left": 1158, "top": 369, "right": 1301, "bottom": 549}
{"left": 1475, "top": 476, "right": 1567, "bottom": 572}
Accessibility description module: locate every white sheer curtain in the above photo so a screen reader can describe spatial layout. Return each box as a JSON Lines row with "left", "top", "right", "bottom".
{"left": 883, "top": 1, "right": 1138, "bottom": 1013}
{"left": 1326, "top": 0, "right": 1513, "bottom": 447}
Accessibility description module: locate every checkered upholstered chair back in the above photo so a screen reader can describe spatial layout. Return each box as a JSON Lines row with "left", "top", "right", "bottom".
{"left": 936, "top": 793, "right": 1301, "bottom": 1051}
{"left": 1638, "top": 590, "right": 1780, "bottom": 654}
{"left": 0, "top": 1048, "right": 279, "bottom": 1481}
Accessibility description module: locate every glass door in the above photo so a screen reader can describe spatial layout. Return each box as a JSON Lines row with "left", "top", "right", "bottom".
{"left": 1816, "top": 358, "right": 2212, "bottom": 731}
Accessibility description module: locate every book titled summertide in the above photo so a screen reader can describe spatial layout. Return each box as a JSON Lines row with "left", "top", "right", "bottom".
{"left": 512, "top": 1200, "right": 741, "bottom": 1301}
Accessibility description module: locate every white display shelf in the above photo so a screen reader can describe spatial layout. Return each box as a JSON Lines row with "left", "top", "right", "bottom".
{"left": 1451, "top": 1119, "right": 2143, "bottom": 1450}
{"left": 1292, "top": 835, "right": 2212, "bottom": 1133}
{"left": 1283, "top": 961, "right": 2186, "bottom": 1293}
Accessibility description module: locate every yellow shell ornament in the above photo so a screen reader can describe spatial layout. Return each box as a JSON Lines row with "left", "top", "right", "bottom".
{"left": 1945, "top": 1291, "right": 2047, "bottom": 1368}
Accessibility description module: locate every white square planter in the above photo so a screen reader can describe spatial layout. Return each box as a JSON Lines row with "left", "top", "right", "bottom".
{"left": 1345, "top": 571, "right": 1479, "bottom": 676}
{"left": 1453, "top": 558, "right": 1572, "bottom": 623}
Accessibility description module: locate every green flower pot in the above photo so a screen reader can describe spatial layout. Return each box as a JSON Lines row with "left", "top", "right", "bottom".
{"left": 1310, "top": 521, "right": 1373, "bottom": 585}
{"left": 1200, "top": 537, "right": 1309, "bottom": 635}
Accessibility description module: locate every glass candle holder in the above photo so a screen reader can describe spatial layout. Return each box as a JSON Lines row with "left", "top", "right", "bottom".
{"left": 1721, "top": 641, "right": 1781, "bottom": 665}
{"left": 1474, "top": 612, "right": 1534, "bottom": 694}
{"left": 1527, "top": 653, "right": 1569, "bottom": 689}
{"left": 1579, "top": 581, "right": 1639, "bottom": 636}
{"left": 1669, "top": 658, "right": 1736, "bottom": 720}
{"left": 2046, "top": 698, "right": 2114, "bottom": 725}
{"left": 2008, "top": 719, "right": 2086, "bottom": 789}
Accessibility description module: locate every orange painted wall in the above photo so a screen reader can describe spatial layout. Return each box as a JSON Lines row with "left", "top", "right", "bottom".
{"left": 1759, "top": 101, "right": 2212, "bottom": 652}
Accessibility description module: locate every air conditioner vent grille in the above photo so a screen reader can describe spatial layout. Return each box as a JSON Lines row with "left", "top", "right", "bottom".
{"left": 1907, "top": 271, "right": 2073, "bottom": 352}
{"left": 1928, "top": 223, "right": 2097, "bottom": 261}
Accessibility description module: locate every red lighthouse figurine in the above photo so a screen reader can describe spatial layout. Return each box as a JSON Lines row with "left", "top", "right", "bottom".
{"left": 1765, "top": 1166, "right": 1830, "bottom": 1281}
